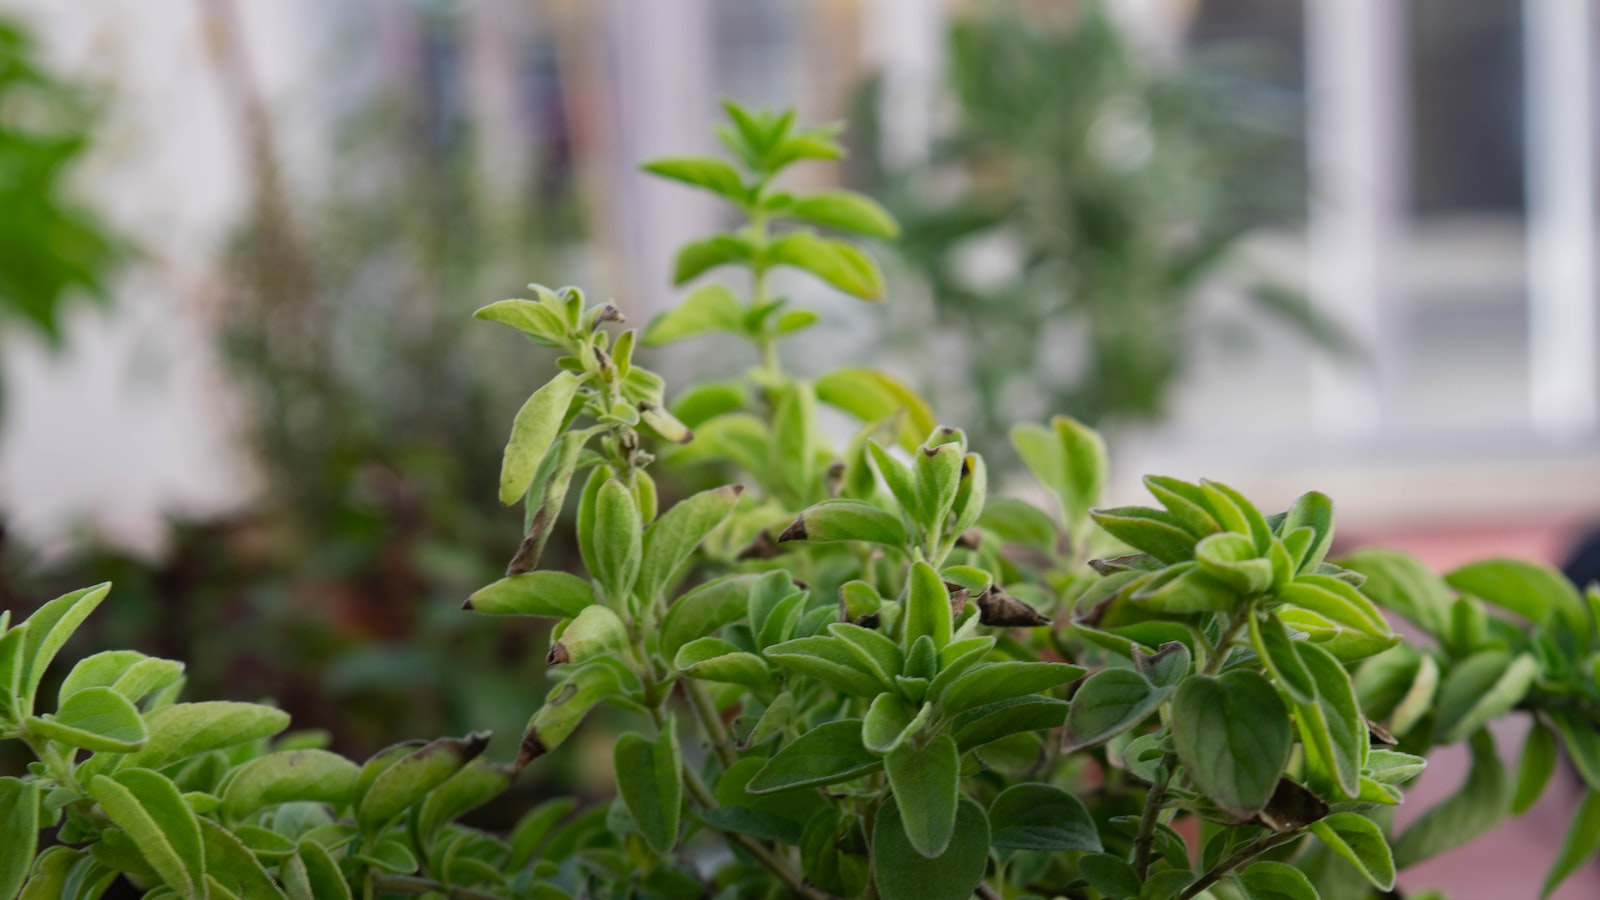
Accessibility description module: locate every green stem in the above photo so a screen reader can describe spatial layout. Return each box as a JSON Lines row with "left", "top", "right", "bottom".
{"left": 1131, "top": 752, "right": 1177, "bottom": 879}
{"left": 1178, "top": 830, "right": 1303, "bottom": 899}
{"left": 23, "top": 735, "right": 83, "bottom": 795}
{"left": 369, "top": 873, "right": 505, "bottom": 900}
{"left": 685, "top": 679, "right": 739, "bottom": 769}
{"left": 1203, "top": 613, "right": 1251, "bottom": 676}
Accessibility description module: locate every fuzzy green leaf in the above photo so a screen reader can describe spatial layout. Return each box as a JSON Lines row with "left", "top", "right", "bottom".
{"left": 0, "top": 778, "right": 38, "bottom": 900}
{"left": 19, "top": 583, "right": 111, "bottom": 712}
{"left": 1250, "top": 611, "right": 1316, "bottom": 705}
{"left": 1294, "top": 641, "right": 1364, "bottom": 800}
{"left": 637, "top": 485, "right": 742, "bottom": 603}
{"left": 1435, "top": 651, "right": 1539, "bottom": 744}
{"left": 1235, "top": 860, "right": 1319, "bottom": 900}
{"left": 358, "top": 732, "right": 489, "bottom": 832}
{"left": 112, "top": 701, "right": 291, "bottom": 773}
{"left": 88, "top": 769, "right": 203, "bottom": 896}
{"left": 871, "top": 797, "right": 989, "bottom": 900}
{"left": 26, "top": 685, "right": 145, "bottom": 753}
{"left": 466, "top": 571, "right": 595, "bottom": 618}
{"left": 1172, "top": 670, "right": 1291, "bottom": 818}
{"left": 885, "top": 734, "right": 961, "bottom": 857}
{"left": 816, "top": 368, "right": 938, "bottom": 453}
{"left": 592, "top": 479, "right": 643, "bottom": 608}
{"left": 223, "top": 750, "right": 361, "bottom": 822}
{"left": 1394, "top": 729, "right": 1509, "bottom": 867}
{"left": 1310, "top": 813, "right": 1394, "bottom": 891}
{"left": 780, "top": 499, "right": 907, "bottom": 549}
{"left": 747, "top": 720, "right": 881, "bottom": 794}
{"left": 935, "top": 660, "right": 1084, "bottom": 716}
{"left": 615, "top": 725, "right": 683, "bottom": 855}
{"left": 498, "top": 372, "right": 581, "bottom": 506}
{"left": 1514, "top": 721, "right": 1558, "bottom": 815}
{"left": 988, "top": 782, "right": 1101, "bottom": 851}
{"left": 1062, "top": 668, "right": 1170, "bottom": 752}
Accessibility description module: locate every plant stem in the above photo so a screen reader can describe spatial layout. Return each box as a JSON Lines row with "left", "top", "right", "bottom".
{"left": 1131, "top": 752, "right": 1177, "bottom": 879}
{"left": 1177, "top": 830, "right": 1303, "bottom": 899}
{"left": 645, "top": 686, "right": 830, "bottom": 899}
{"left": 369, "top": 873, "right": 505, "bottom": 900}
{"left": 1203, "top": 613, "right": 1251, "bottom": 676}
{"left": 684, "top": 679, "right": 739, "bottom": 768}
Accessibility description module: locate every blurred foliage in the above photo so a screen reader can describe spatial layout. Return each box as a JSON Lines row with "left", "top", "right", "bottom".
{"left": 0, "top": 16, "right": 123, "bottom": 350}
{"left": 14, "top": 8, "right": 589, "bottom": 772}
{"left": 855, "top": 1, "right": 1351, "bottom": 456}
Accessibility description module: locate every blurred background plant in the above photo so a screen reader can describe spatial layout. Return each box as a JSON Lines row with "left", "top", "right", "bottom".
{"left": 0, "top": 15, "right": 124, "bottom": 382}
{"left": 855, "top": 1, "right": 1352, "bottom": 459}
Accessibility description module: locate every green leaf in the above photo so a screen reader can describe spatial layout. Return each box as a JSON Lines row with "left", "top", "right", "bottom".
{"left": 508, "top": 798, "right": 578, "bottom": 869}
{"left": 0, "top": 778, "right": 38, "bottom": 900}
{"left": 863, "top": 693, "right": 923, "bottom": 754}
{"left": 766, "top": 232, "right": 885, "bottom": 300}
{"left": 952, "top": 695, "right": 1070, "bottom": 751}
{"left": 779, "top": 499, "right": 907, "bottom": 549}
{"left": 816, "top": 369, "right": 938, "bottom": 453}
{"left": 507, "top": 429, "right": 586, "bottom": 574}
{"left": 904, "top": 561, "right": 953, "bottom": 650}
{"left": 871, "top": 796, "right": 989, "bottom": 900}
{"left": 781, "top": 190, "right": 899, "bottom": 239}
{"left": 465, "top": 571, "right": 595, "bottom": 618}
{"left": 16, "top": 846, "right": 80, "bottom": 900}
{"left": 1553, "top": 707, "right": 1600, "bottom": 791}
{"left": 498, "top": 371, "right": 581, "bottom": 505}
{"left": 474, "top": 296, "right": 570, "bottom": 347}
{"left": 764, "top": 637, "right": 884, "bottom": 697}
{"left": 1309, "top": 813, "right": 1394, "bottom": 891}
{"left": 615, "top": 725, "right": 683, "bottom": 855}
{"left": 1011, "top": 417, "right": 1107, "bottom": 531}
{"left": 1142, "top": 476, "right": 1221, "bottom": 539}
{"left": 1130, "top": 562, "right": 1240, "bottom": 613}
{"left": 1435, "top": 651, "right": 1539, "bottom": 744}
{"left": 1235, "top": 860, "right": 1319, "bottom": 900}
{"left": 829, "top": 623, "right": 904, "bottom": 689}
{"left": 223, "top": 750, "right": 361, "bottom": 822}
{"left": 673, "top": 235, "right": 754, "bottom": 284}
{"left": 358, "top": 732, "right": 489, "bottom": 833}
{"left": 988, "top": 782, "right": 1101, "bottom": 851}
{"left": 112, "top": 701, "right": 291, "bottom": 773}
{"left": 674, "top": 638, "right": 772, "bottom": 693}
{"left": 935, "top": 660, "right": 1084, "bottom": 716}
{"left": 641, "top": 157, "right": 748, "bottom": 203}
{"left": 1133, "top": 641, "right": 1192, "bottom": 689}
{"left": 1542, "top": 789, "right": 1600, "bottom": 898}
{"left": 592, "top": 479, "right": 642, "bottom": 608}
{"left": 0, "top": 624, "right": 26, "bottom": 719}
{"left": 747, "top": 720, "right": 882, "bottom": 794}
{"left": 1293, "top": 642, "right": 1364, "bottom": 800}
{"left": 1446, "top": 557, "right": 1589, "bottom": 644}
{"left": 58, "top": 650, "right": 180, "bottom": 707}
{"left": 1275, "top": 577, "right": 1391, "bottom": 638}
{"left": 1196, "top": 533, "right": 1273, "bottom": 596}
{"left": 914, "top": 442, "right": 964, "bottom": 534}
{"left": 1062, "top": 668, "right": 1171, "bottom": 752}
{"left": 1250, "top": 612, "right": 1316, "bottom": 704}
{"left": 1394, "top": 729, "right": 1509, "bottom": 867}
{"left": 1091, "top": 507, "right": 1198, "bottom": 564}
{"left": 20, "top": 582, "right": 111, "bottom": 711}
{"left": 1281, "top": 491, "right": 1335, "bottom": 571}
{"left": 283, "top": 841, "right": 351, "bottom": 900}
{"left": 88, "top": 769, "right": 204, "bottom": 896}
{"left": 660, "top": 574, "right": 757, "bottom": 659}
{"left": 885, "top": 734, "right": 960, "bottom": 857}
{"left": 801, "top": 810, "right": 870, "bottom": 897}
{"left": 1514, "top": 721, "right": 1558, "bottom": 815}
{"left": 1364, "top": 749, "right": 1427, "bottom": 785}
{"left": 1336, "top": 548, "right": 1453, "bottom": 638}
{"left": 26, "top": 685, "right": 146, "bottom": 753}
{"left": 1079, "top": 853, "right": 1141, "bottom": 899}
{"left": 417, "top": 760, "right": 511, "bottom": 850}
{"left": 642, "top": 284, "right": 745, "bottom": 346}
{"left": 200, "top": 818, "right": 288, "bottom": 898}
{"left": 978, "top": 498, "right": 1059, "bottom": 550}
{"left": 1172, "top": 670, "right": 1291, "bottom": 818}
{"left": 637, "top": 485, "right": 742, "bottom": 603}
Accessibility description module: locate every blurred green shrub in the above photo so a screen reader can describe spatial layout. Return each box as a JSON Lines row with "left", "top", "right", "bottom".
{"left": 0, "top": 16, "right": 123, "bottom": 350}
{"left": 855, "top": 2, "right": 1350, "bottom": 452}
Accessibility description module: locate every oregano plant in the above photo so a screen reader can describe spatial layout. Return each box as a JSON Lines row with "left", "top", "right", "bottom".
{"left": 3, "top": 100, "right": 1600, "bottom": 900}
